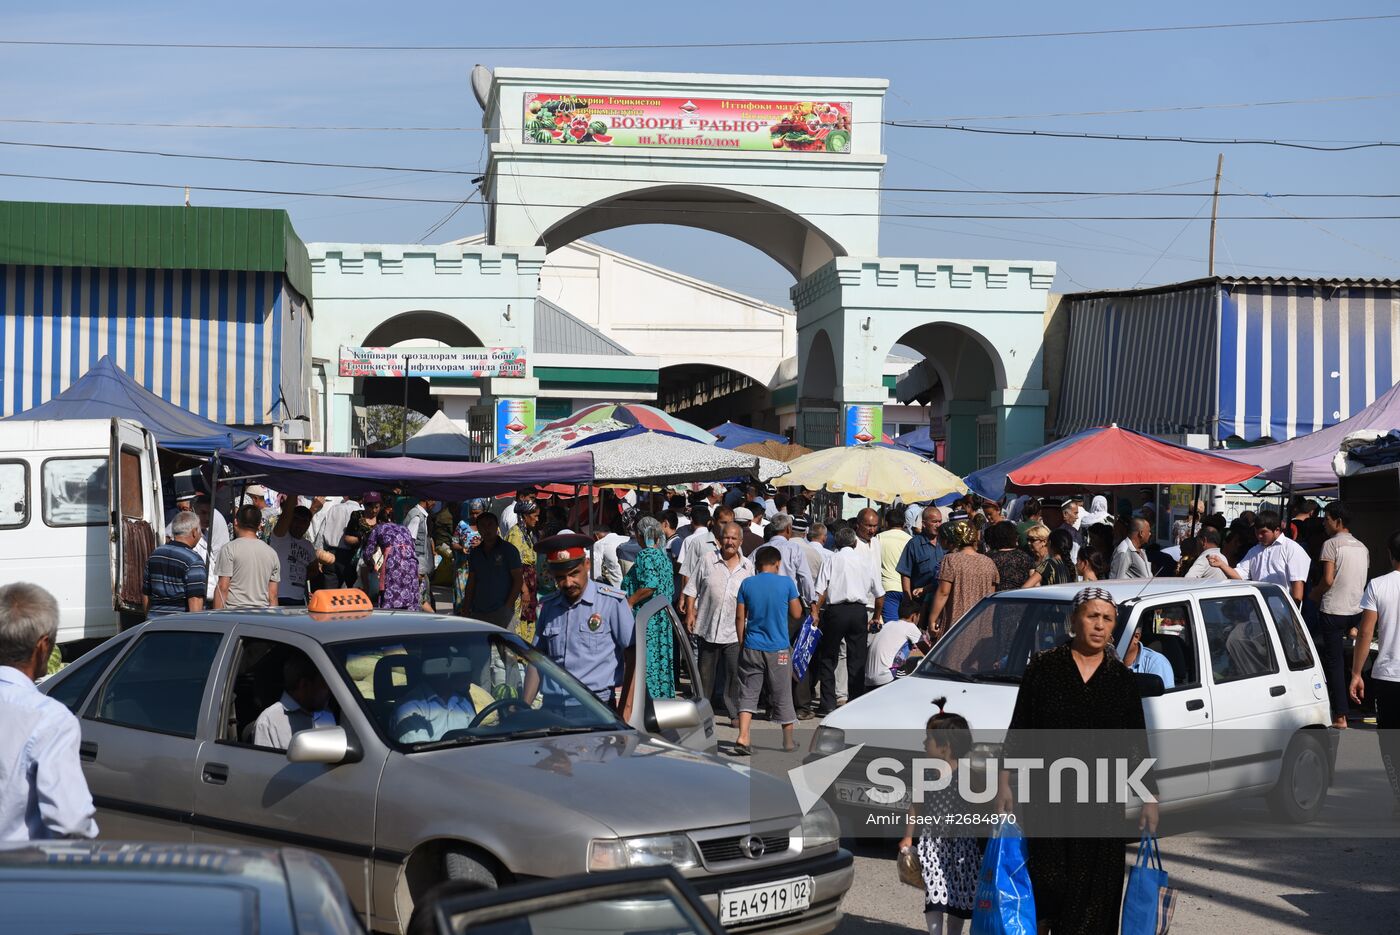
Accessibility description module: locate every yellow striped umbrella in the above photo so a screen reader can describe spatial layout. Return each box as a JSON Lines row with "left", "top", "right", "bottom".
{"left": 780, "top": 444, "right": 967, "bottom": 503}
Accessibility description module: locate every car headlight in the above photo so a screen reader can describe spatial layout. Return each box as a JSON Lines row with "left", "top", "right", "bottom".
{"left": 809, "top": 725, "right": 848, "bottom": 755}
{"left": 588, "top": 834, "right": 699, "bottom": 872}
{"left": 800, "top": 800, "right": 841, "bottom": 853}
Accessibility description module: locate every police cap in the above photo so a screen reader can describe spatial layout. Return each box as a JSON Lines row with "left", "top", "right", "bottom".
{"left": 538, "top": 533, "right": 592, "bottom": 571}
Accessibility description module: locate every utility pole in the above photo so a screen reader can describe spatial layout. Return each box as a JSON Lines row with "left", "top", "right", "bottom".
{"left": 1207, "top": 153, "right": 1224, "bottom": 277}
{"left": 400, "top": 353, "right": 413, "bottom": 452}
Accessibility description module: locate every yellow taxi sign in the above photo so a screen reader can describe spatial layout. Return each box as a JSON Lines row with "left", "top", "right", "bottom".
{"left": 307, "top": 589, "right": 375, "bottom": 614}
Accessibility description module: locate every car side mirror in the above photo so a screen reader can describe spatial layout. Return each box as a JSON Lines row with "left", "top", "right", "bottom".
{"left": 1134, "top": 673, "right": 1165, "bottom": 698}
{"left": 649, "top": 698, "right": 702, "bottom": 733}
{"left": 286, "top": 726, "right": 360, "bottom": 765}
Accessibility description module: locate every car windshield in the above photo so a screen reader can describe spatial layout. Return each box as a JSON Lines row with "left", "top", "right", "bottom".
{"left": 915, "top": 597, "right": 1095, "bottom": 682}
{"left": 328, "top": 631, "right": 625, "bottom": 751}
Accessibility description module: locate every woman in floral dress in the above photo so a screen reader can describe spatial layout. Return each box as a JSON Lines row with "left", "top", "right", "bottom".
{"left": 505, "top": 499, "right": 541, "bottom": 644}
{"left": 622, "top": 516, "right": 676, "bottom": 699}
{"left": 363, "top": 508, "right": 420, "bottom": 610}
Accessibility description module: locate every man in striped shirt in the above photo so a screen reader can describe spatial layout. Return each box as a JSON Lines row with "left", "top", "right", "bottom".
{"left": 142, "top": 511, "right": 207, "bottom": 617}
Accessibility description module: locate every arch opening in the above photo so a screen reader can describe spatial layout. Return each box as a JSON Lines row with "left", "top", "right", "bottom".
{"left": 536, "top": 184, "right": 847, "bottom": 280}
{"left": 658, "top": 362, "right": 776, "bottom": 434}
{"left": 359, "top": 311, "right": 486, "bottom": 419}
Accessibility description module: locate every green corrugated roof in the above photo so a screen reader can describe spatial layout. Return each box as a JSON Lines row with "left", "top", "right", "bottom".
{"left": 0, "top": 201, "right": 312, "bottom": 300}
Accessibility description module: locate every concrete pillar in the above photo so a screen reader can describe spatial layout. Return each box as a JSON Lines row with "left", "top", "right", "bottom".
{"left": 944, "top": 400, "right": 984, "bottom": 477}
{"left": 991, "top": 388, "right": 1049, "bottom": 463}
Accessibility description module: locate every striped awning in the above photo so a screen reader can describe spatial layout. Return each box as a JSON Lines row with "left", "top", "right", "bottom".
{"left": 0, "top": 264, "right": 306, "bottom": 427}
{"left": 1218, "top": 283, "right": 1400, "bottom": 442}
{"left": 1055, "top": 283, "right": 1218, "bottom": 437}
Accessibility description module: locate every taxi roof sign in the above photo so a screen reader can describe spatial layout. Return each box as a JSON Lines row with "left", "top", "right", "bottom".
{"left": 307, "top": 589, "right": 375, "bottom": 614}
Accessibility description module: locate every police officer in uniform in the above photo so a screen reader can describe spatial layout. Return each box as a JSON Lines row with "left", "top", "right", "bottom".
{"left": 524, "top": 533, "right": 636, "bottom": 713}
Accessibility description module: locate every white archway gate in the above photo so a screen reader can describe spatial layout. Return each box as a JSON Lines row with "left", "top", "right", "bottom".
{"left": 476, "top": 65, "right": 1056, "bottom": 467}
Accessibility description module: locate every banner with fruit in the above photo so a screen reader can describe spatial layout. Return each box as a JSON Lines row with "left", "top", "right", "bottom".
{"left": 523, "top": 93, "right": 852, "bottom": 154}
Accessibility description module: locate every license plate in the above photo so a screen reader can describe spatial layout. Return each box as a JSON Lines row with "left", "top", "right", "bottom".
{"left": 834, "top": 780, "right": 910, "bottom": 810}
{"left": 718, "top": 876, "right": 813, "bottom": 924}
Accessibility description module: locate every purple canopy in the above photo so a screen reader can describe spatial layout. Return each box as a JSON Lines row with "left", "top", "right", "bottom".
{"left": 214, "top": 447, "right": 594, "bottom": 499}
{"left": 1215, "top": 380, "right": 1400, "bottom": 488}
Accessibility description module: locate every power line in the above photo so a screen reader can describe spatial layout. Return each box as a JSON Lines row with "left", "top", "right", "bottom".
{"left": 9, "top": 137, "right": 1400, "bottom": 198}
{"left": 0, "top": 116, "right": 479, "bottom": 132}
{"left": 929, "top": 91, "right": 1400, "bottom": 122}
{"left": 7, "top": 169, "right": 1400, "bottom": 220}
{"left": 886, "top": 122, "right": 1400, "bottom": 151}
{"left": 4, "top": 13, "right": 1396, "bottom": 51}
{"left": 0, "top": 138, "right": 479, "bottom": 175}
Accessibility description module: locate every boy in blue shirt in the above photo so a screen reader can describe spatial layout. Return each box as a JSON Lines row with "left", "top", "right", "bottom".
{"left": 733, "top": 546, "right": 803, "bottom": 755}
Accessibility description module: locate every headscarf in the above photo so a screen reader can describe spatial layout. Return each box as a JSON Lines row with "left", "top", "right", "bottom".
{"left": 1080, "top": 495, "right": 1113, "bottom": 528}
{"left": 1072, "top": 585, "right": 1115, "bottom": 609}
{"left": 939, "top": 519, "right": 978, "bottom": 550}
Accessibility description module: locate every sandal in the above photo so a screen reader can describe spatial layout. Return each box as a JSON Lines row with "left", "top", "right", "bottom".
{"left": 731, "top": 743, "right": 753, "bottom": 757}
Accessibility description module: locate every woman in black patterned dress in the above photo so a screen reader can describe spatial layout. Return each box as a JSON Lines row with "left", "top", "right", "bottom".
{"left": 899, "top": 697, "right": 982, "bottom": 935}
{"left": 994, "top": 587, "right": 1160, "bottom": 934}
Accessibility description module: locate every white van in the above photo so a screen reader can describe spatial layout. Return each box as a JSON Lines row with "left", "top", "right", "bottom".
{"left": 0, "top": 418, "right": 164, "bottom": 645}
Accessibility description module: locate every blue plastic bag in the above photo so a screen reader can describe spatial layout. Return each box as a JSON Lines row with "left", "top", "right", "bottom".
{"left": 791, "top": 615, "right": 819, "bottom": 680}
{"left": 1121, "top": 833, "right": 1177, "bottom": 935}
{"left": 969, "top": 823, "right": 1036, "bottom": 935}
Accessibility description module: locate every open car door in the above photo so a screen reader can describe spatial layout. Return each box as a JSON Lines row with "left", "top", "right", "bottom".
{"left": 421, "top": 866, "right": 724, "bottom": 935}
{"left": 627, "top": 594, "right": 717, "bottom": 752}
{"left": 109, "top": 418, "right": 160, "bottom": 614}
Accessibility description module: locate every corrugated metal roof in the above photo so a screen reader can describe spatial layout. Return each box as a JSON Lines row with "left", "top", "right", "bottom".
{"left": 0, "top": 201, "right": 312, "bottom": 300}
{"left": 534, "top": 297, "right": 632, "bottom": 356}
{"left": 1062, "top": 275, "right": 1400, "bottom": 302}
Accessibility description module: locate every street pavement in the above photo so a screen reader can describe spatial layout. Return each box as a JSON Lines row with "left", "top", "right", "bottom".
{"left": 714, "top": 718, "right": 1400, "bottom": 934}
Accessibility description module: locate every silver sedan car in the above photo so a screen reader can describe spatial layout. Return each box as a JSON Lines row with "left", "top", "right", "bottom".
{"left": 41, "top": 607, "right": 852, "bottom": 934}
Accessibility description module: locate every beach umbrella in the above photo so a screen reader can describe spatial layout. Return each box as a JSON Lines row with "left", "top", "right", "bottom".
{"left": 495, "top": 418, "right": 629, "bottom": 463}
{"left": 781, "top": 444, "right": 968, "bottom": 503}
{"left": 546, "top": 402, "right": 716, "bottom": 444}
{"left": 735, "top": 439, "right": 813, "bottom": 462}
{"left": 569, "top": 427, "right": 790, "bottom": 486}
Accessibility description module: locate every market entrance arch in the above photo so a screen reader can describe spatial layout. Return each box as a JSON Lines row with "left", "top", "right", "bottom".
{"left": 473, "top": 65, "right": 1056, "bottom": 464}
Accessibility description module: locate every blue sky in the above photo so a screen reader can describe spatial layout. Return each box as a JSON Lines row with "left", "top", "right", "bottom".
{"left": 3, "top": 1, "right": 1399, "bottom": 305}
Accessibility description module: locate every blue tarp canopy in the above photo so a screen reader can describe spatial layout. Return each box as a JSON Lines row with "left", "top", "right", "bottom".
{"left": 709, "top": 421, "right": 788, "bottom": 449}
{"left": 5, "top": 356, "right": 264, "bottom": 455}
{"left": 892, "top": 426, "right": 937, "bottom": 457}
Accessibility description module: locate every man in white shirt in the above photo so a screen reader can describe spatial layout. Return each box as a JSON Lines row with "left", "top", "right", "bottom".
{"left": 252, "top": 653, "right": 336, "bottom": 749}
{"left": 797, "top": 519, "right": 831, "bottom": 583}
{"left": 1350, "top": 530, "right": 1400, "bottom": 811}
{"left": 1310, "top": 502, "right": 1369, "bottom": 728}
{"left": 865, "top": 595, "right": 923, "bottom": 688}
{"left": 1111, "top": 518, "right": 1153, "bottom": 579}
{"left": 591, "top": 521, "right": 630, "bottom": 589}
{"left": 191, "top": 494, "right": 232, "bottom": 601}
{"left": 813, "top": 527, "right": 882, "bottom": 714}
{"left": 269, "top": 506, "right": 317, "bottom": 606}
{"left": 1183, "top": 526, "right": 1229, "bottom": 580}
{"left": 394, "top": 652, "right": 478, "bottom": 744}
{"left": 679, "top": 506, "right": 732, "bottom": 610}
{"left": 312, "top": 495, "right": 360, "bottom": 587}
{"left": 0, "top": 583, "right": 98, "bottom": 841}
{"left": 683, "top": 523, "right": 752, "bottom": 722}
{"left": 765, "top": 513, "right": 816, "bottom": 606}
{"left": 1210, "top": 510, "right": 1311, "bottom": 603}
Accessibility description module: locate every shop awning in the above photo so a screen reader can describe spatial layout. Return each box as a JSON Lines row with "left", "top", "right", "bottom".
{"left": 964, "top": 425, "right": 1261, "bottom": 500}
{"left": 6, "top": 355, "right": 263, "bottom": 454}
{"left": 214, "top": 447, "right": 594, "bottom": 499}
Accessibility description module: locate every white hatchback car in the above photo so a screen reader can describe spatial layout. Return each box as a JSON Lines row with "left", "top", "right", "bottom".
{"left": 812, "top": 580, "right": 1338, "bottom": 823}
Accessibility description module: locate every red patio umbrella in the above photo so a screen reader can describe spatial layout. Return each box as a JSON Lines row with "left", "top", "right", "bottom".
{"left": 1001, "top": 425, "right": 1261, "bottom": 491}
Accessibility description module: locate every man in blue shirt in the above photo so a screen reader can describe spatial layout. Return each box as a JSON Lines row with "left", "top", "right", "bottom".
{"left": 143, "top": 511, "right": 207, "bottom": 617}
{"left": 462, "top": 512, "right": 522, "bottom": 628}
{"left": 1123, "top": 620, "right": 1176, "bottom": 690}
{"left": 733, "top": 546, "right": 801, "bottom": 756}
{"left": 897, "top": 506, "right": 945, "bottom": 610}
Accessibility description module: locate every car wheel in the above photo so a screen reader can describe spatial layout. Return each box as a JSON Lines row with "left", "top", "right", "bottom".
{"left": 444, "top": 849, "right": 499, "bottom": 890}
{"left": 1267, "top": 732, "right": 1329, "bottom": 823}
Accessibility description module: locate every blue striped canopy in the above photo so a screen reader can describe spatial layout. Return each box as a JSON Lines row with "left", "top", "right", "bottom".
{"left": 6, "top": 356, "right": 263, "bottom": 454}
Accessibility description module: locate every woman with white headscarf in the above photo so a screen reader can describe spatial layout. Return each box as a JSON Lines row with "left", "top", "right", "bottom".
{"left": 1079, "top": 494, "right": 1113, "bottom": 529}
